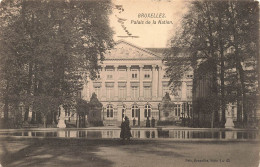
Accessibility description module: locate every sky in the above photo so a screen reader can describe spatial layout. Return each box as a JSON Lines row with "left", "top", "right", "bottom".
{"left": 110, "top": 0, "right": 189, "bottom": 48}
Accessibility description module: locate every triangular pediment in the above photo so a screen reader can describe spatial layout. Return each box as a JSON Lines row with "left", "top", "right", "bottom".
{"left": 105, "top": 40, "right": 161, "bottom": 60}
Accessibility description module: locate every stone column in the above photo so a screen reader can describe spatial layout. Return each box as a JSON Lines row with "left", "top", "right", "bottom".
{"left": 101, "top": 65, "right": 106, "bottom": 101}
{"left": 126, "top": 65, "right": 131, "bottom": 100}
{"left": 114, "top": 65, "right": 119, "bottom": 101}
{"left": 158, "top": 66, "right": 163, "bottom": 99}
{"left": 139, "top": 65, "right": 144, "bottom": 100}
{"left": 152, "top": 65, "right": 157, "bottom": 100}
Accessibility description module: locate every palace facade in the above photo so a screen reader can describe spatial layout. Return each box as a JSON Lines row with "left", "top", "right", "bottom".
{"left": 81, "top": 41, "right": 193, "bottom": 126}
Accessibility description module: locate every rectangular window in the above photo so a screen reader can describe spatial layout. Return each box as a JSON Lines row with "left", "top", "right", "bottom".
{"left": 131, "top": 86, "right": 139, "bottom": 99}
{"left": 106, "top": 87, "right": 114, "bottom": 99}
{"left": 118, "top": 87, "right": 126, "bottom": 99}
{"left": 144, "top": 69, "right": 151, "bottom": 79}
{"left": 132, "top": 73, "right": 138, "bottom": 78}
{"left": 94, "top": 87, "right": 101, "bottom": 99}
{"left": 143, "top": 86, "right": 151, "bottom": 99}
{"left": 118, "top": 69, "right": 126, "bottom": 80}
{"left": 132, "top": 108, "right": 139, "bottom": 118}
{"left": 188, "top": 104, "right": 192, "bottom": 117}
{"left": 186, "top": 86, "right": 192, "bottom": 99}
{"left": 131, "top": 69, "right": 138, "bottom": 79}
{"left": 107, "top": 74, "right": 113, "bottom": 79}
{"left": 175, "top": 104, "right": 181, "bottom": 116}
{"left": 186, "top": 74, "right": 193, "bottom": 78}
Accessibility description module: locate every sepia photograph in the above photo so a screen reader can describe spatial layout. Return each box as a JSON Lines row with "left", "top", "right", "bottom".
{"left": 0, "top": 0, "right": 259, "bottom": 166}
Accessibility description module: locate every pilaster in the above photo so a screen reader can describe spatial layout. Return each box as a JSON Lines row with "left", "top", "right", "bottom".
{"left": 101, "top": 65, "right": 106, "bottom": 101}
{"left": 158, "top": 66, "right": 163, "bottom": 99}
{"left": 152, "top": 65, "right": 157, "bottom": 100}
{"left": 139, "top": 65, "right": 144, "bottom": 101}
{"left": 126, "top": 65, "right": 131, "bottom": 100}
{"left": 114, "top": 65, "right": 119, "bottom": 101}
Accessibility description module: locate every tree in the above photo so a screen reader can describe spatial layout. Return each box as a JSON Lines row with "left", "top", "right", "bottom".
{"left": 75, "top": 98, "right": 89, "bottom": 128}
{"left": 88, "top": 93, "right": 103, "bottom": 126}
{"left": 160, "top": 93, "right": 175, "bottom": 120}
{"left": 0, "top": 0, "right": 114, "bottom": 128}
{"left": 164, "top": 1, "right": 258, "bottom": 127}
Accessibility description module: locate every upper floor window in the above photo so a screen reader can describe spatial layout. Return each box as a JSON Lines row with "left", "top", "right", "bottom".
{"left": 131, "top": 86, "right": 139, "bottom": 99}
{"left": 186, "top": 85, "right": 192, "bottom": 99}
{"left": 96, "top": 73, "right": 101, "bottom": 79}
{"left": 106, "top": 82, "right": 114, "bottom": 99}
{"left": 94, "top": 87, "right": 101, "bottom": 99}
{"left": 144, "top": 69, "right": 151, "bottom": 79}
{"left": 132, "top": 73, "right": 138, "bottom": 78}
{"left": 144, "top": 86, "right": 151, "bottom": 99}
{"left": 187, "top": 74, "right": 193, "bottom": 78}
{"left": 118, "top": 86, "right": 126, "bottom": 99}
{"left": 144, "top": 74, "right": 150, "bottom": 78}
{"left": 107, "top": 74, "right": 113, "bottom": 79}
{"left": 118, "top": 69, "right": 126, "bottom": 80}
{"left": 131, "top": 69, "right": 138, "bottom": 79}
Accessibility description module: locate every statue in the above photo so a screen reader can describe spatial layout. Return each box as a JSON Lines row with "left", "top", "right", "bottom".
{"left": 225, "top": 104, "right": 234, "bottom": 129}
{"left": 57, "top": 105, "right": 66, "bottom": 128}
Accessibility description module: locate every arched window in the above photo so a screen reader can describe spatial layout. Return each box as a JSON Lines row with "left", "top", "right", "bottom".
{"left": 106, "top": 104, "right": 113, "bottom": 118}
{"left": 132, "top": 105, "right": 139, "bottom": 118}
{"left": 144, "top": 104, "right": 151, "bottom": 118}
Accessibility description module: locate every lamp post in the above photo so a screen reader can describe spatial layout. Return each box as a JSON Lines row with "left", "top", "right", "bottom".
{"left": 158, "top": 103, "right": 161, "bottom": 121}
{"left": 102, "top": 107, "right": 105, "bottom": 121}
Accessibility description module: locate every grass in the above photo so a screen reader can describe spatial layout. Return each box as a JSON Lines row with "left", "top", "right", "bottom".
{"left": 0, "top": 137, "right": 259, "bottom": 167}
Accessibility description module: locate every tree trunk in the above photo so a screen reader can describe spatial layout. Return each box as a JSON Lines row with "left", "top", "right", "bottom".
{"left": 229, "top": 2, "right": 247, "bottom": 127}
{"left": 217, "top": 11, "right": 226, "bottom": 127}
{"left": 43, "top": 115, "right": 47, "bottom": 128}
{"left": 211, "top": 111, "right": 214, "bottom": 128}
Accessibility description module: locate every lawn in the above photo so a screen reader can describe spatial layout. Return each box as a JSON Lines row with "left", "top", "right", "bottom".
{"left": 0, "top": 137, "right": 259, "bottom": 167}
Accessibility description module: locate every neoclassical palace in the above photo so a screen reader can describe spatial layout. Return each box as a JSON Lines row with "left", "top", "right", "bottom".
{"left": 81, "top": 40, "right": 193, "bottom": 126}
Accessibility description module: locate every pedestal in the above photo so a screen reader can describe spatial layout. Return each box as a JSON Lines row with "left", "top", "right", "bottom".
{"left": 57, "top": 119, "right": 66, "bottom": 128}
{"left": 225, "top": 117, "right": 234, "bottom": 129}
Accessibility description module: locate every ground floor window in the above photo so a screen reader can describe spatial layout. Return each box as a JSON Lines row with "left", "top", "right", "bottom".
{"left": 188, "top": 104, "right": 192, "bottom": 117}
{"left": 106, "top": 104, "right": 113, "bottom": 118}
{"left": 175, "top": 104, "right": 181, "bottom": 116}
{"left": 132, "top": 105, "right": 139, "bottom": 118}
{"left": 144, "top": 104, "right": 151, "bottom": 118}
